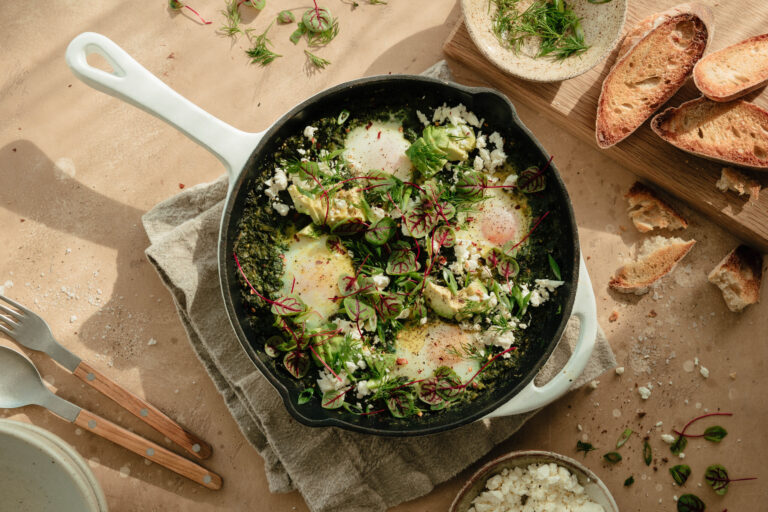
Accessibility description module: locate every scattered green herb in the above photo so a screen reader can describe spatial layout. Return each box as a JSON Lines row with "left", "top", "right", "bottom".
{"left": 490, "top": 0, "right": 590, "bottom": 60}
{"left": 548, "top": 253, "right": 561, "bottom": 280}
{"left": 169, "top": 0, "right": 212, "bottom": 25}
{"left": 702, "top": 426, "right": 727, "bottom": 443}
{"left": 670, "top": 464, "right": 691, "bottom": 486}
{"left": 297, "top": 387, "right": 314, "bottom": 404}
{"left": 277, "top": 10, "right": 295, "bottom": 24}
{"left": 643, "top": 440, "right": 652, "bottom": 466}
{"left": 677, "top": 494, "right": 705, "bottom": 512}
{"left": 305, "top": 50, "right": 331, "bottom": 69}
{"left": 623, "top": 476, "right": 634, "bottom": 487}
{"left": 246, "top": 23, "right": 282, "bottom": 65}
{"left": 576, "top": 440, "right": 595, "bottom": 456}
{"left": 603, "top": 452, "right": 622, "bottom": 463}
{"left": 671, "top": 435, "right": 687, "bottom": 456}
{"left": 220, "top": 0, "right": 245, "bottom": 36}
{"left": 616, "top": 428, "right": 633, "bottom": 449}
{"left": 704, "top": 464, "right": 757, "bottom": 496}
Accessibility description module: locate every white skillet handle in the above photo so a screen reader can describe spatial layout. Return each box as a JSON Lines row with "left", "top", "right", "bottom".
{"left": 65, "top": 32, "right": 262, "bottom": 185}
{"left": 484, "top": 255, "right": 597, "bottom": 419}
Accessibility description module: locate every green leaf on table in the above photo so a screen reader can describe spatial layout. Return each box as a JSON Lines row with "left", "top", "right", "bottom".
{"left": 676, "top": 494, "right": 705, "bottom": 512}
{"left": 671, "top": 435, "right": 687, "bottom": 456}
{"left": 603, "top": 452, "right": 622, "bottom": 463}
{"left": 703, "top": 425, "right": 727, "bottom": 443}
{"left": 670, "top": 464, "right": 691, "bottom": 486}
{"left": 643, "top": 440, "right": 652, "bottom": 466}
{"left": 616, "top": 428, "right": 633, "bottom": 449}
{"left": 624, "top": 476, "right": 634, "bottom": 487}
{"left": 576, "top": 440, "right": 595, "bottom": 456}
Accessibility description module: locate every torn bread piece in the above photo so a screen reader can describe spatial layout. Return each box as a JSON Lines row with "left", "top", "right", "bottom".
{"left": 708, "top": 245, "right": 763, "bottom": 312}
{"left": 609, "top": 236, "right": 696, "bottom": 294}
{"left": 626, "top": 182, "right": 688, "bottom": 232}
{"left": 716, "top": 167, "right": 761, "bottom": 202}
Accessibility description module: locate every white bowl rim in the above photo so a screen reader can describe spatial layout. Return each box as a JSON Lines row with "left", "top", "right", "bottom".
{"left": 450, "top": 449, "right": 619, "bottom": 512}
{"left": 0, "top": 419, "right": 108, "bottom": 512}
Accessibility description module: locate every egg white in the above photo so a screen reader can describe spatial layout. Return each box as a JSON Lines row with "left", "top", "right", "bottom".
{"left": 344, "top": 121, "right": 413, "bottom": 181}
{"left": 459, "top": 185, "right": 530, "bottom": 256}
{"left": 394, "top": 320, "right": 481, "bottom": 383}
{"left": 280, "top": 234, "right": 354, "bottom": 327}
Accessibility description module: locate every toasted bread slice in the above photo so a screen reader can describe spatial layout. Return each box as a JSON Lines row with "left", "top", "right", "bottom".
{"left": 708, "top": 245, "right": 763, "bottom": 311}
{"left": 609, "top": 236, "right": 696, "bottom": 294}
{"left": 651, "top": 97, "right": 768, "bottom": 169}
{"left": 716, "top": 167, "right": 761, "bottom": 202}
{"left": 694, "top": 33, "right": 768, "bottom": 102}
{"left": 596, "top": 3, "right": 712, "bottom": 148}
{"left": 625, "top": 182, "right": 688, "bottom": 232}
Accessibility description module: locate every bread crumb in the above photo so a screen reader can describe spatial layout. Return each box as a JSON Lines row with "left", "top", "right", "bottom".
{"left": 589, "top": 380, "right": 600, "bottom": 389}
{"left": 700, "top": 367, "right": 709, "bottom": 378}
{"left": 716, "top": 167, "right": 760, "bottom": 202}
{"left": 729, "top": 372, "right": 736, "bottom": 380}
{"left": 647, "top": 310, "right": 657, "bottom": 318}
{"left": 615, "top": 366, "right": 625, "bottom": 375}
{"left": 608, "top": 311, "right": 619, "bottom": 322}
{"left": 638, "top": 386, "right": 651, "bottom": 400}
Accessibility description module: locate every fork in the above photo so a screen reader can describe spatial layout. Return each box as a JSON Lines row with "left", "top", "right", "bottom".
{"left": 0, "top": 294, "right": 212, "bottom": 460}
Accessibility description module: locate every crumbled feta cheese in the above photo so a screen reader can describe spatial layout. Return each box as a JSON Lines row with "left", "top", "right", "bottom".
{"left": 615, "top": 366, "right": 625, "bottom": 375}
{"left": 431, "top": 103, "right": 481, "bottom": 128}
{"left": 502, "top": 173, "right": 518, "bottom": 188}
{"left": 272, "top": 202, "right": 290, "bottom": 216}
{"left": 70, "top": 315, "right": 77, "bottom": 323}
{"left": 661, "top": 434, "right": 676, "bottom": 444}
{"left": 415, "top": 110, "right": 430, "bottom": 126}
{"left": 370, "top": 206, "right": 387, "bottom": 222}
{"left": 589, "top": 380, "right": 599, "bottom": 389}
{"left": 700, "top": 367, "right": 709, "bottom": 378}
{"left": 372, "top": 274, "right": 390, "bottom": 290}
{"left": 529, "top": 279, "right": 565, "bottom": 307}
{"left": 419, "top": 316, "right": 428, "bottom": 325}
{"left": 264, "top": 167, "right": 288, "bottom": 199}
{"left": 147, "top": 338, "right": 157, "bottom": 346}
{"left": 468, "top": 463, "right": 604, "bottom": 512}
{"left": 638, "top": 386, "right": 651, "bottom": 400}
{"left": 356, "top": 380, "right": 372, "bottom": 399}
{"left": 303, "top": 125, "right": 318, "bottom": 139}
{"left": 317, "top": 369, "right": 349, "bottom": 394}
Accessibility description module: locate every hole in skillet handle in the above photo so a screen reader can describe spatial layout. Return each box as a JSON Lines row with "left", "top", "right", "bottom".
{"left": 219, "top": 77, "right": 579, "bottom": 436}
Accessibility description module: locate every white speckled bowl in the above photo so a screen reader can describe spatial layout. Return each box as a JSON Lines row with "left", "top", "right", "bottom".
{"left": 462, "top": 0, "right": 627, "bottom": 82}
{"left": 0, "top": 420, "right": 108, "bottom": 512}
{"left": 450, "top": 450, "right": 619, "bottom": 512}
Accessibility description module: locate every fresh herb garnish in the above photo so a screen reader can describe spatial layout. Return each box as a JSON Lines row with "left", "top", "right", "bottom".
{"left": 704, "top": 464, "right": 757, "bottom": 496}
{"left": 305, "top": 50, "right": 331, "bottom": 69}
{"left": 624, "top": 476, "right": 634, "bottom": 487}
{"left": 672, "top": 413, "right": 732, "bottom": 454}
{"left": 169, "top": 0, "right": 212, "bottom": 25}
{"left": 670, "top": 464, "right": 692, "bottom": 486}
{"left": 702, "top": 426, "right": 727, "bottom": 443}
{"left": 677, "top": 494, "right": 705, "bottom": 512}
{"left": 616, "top": 428, "right": 633, "bottom": 449}
{"left": 277, "top": 10, "right": 295, "bottom": 24}
{"left": 643, "top": 440, "right": 652, "bottom": 466}
{"left": 671, "top": 435, "right": 687, "bottom": 456}
{"left": 603, "top": 452, "right": 622, "bottom": 463}
{"left": 490, "top": 0, "right": 590, "bottom": 60}
{"left": 576, "top": 440, "right": 595, "bottom": 456}
{"left": 245, "top": 23, "right": 282, "bottom": 65}
{"left": 297, "top": 387, "right": 314, "bottom": 404}
{"left": 548, "top": 254, "right": 561, "bottom": 280}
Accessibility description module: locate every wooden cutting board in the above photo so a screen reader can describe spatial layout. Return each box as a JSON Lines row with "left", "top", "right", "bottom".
{"left": 443, "top": 1, "right": 768, "bottom": 252}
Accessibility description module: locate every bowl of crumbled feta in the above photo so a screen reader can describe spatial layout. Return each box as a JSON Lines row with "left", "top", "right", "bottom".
{"left": 451, "top": 450, "right": 618, "bottom": 512}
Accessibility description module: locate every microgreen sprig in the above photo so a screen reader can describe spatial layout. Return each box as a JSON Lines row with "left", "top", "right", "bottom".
{"left": 169, "top": 0, "right": 212, "bottom": 25}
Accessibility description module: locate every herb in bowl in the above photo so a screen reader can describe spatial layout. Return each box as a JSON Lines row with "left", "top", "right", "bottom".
{"left": 490, "top": 0, "right": 590, "bottom": 60}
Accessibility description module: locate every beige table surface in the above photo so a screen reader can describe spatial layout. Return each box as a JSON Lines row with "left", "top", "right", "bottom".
{"left": 1, "top": 1, "right": 766, "bottom": 511}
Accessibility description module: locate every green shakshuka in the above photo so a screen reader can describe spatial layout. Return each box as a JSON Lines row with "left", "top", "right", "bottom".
{"left": 234, "top": 102, "right": 566, "bottom": 419}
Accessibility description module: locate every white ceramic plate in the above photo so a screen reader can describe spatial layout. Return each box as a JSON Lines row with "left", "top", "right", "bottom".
{"left": 0, "top": 420, "right": 108, "bottom": 512}
{"left": 462, "top": 0, "right": 627, "bottom": 82}
{"left": 450, "top": 450, "right": 619, "bottom": 512}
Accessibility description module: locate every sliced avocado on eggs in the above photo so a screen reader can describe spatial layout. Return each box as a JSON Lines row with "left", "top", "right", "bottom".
{"left": 406, "top": 122, "right": 476, "bottom": 178}
{"left": 287, "top": 185, "right": 365, "bottom": 227}
{"left": 424, "top": 279, "right": 492, "bottom": 321}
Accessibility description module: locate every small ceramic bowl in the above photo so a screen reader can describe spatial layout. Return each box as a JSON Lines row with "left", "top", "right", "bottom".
{"left": 450, "top": 450, "right": 619, "bottom": 512}
{"left": 461, "top": 0, "right": 627, "bottom": 82}
{"left": 0, "top": 419, "right": 108, "bottom": 512}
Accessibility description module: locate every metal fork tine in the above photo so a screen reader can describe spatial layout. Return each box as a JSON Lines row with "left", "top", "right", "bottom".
{"left": 0, "top": 314, "right": 18, "bottom": 328}
{"left": 0, "top": 294, "right": 31, "bottom": 314}
{"left": 0, "top": 303, "right": 23, "bottom": 320}
{"left": 0, "top": 324, "right": 12, "bottom": 337}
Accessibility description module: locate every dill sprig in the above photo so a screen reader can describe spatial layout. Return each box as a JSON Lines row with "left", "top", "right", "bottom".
{"left": 305, "top": 50, "right": 331, "bottom": 69}
{"left": 220, "top": 0, "right": 244, "bottom": 37}
{"left": 247, "top": 23, "right": 282, "bottom": 66}
{"left": 490, "top": 0, "right": 589, "bottom": 60}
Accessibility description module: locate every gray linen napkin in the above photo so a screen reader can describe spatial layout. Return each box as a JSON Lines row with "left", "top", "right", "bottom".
{"left": 141, "top": 63, "right": 616, "bottom": 512}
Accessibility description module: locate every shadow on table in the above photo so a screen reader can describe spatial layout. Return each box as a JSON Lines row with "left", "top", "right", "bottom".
{"left": 0, "top": 139, "right": 226, "bottom": 501}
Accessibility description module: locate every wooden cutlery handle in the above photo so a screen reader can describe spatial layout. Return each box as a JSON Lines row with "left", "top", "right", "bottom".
{"left": 73, "top": 360, "right": 212, "bottom": 460}
{"left": 74, "top": 409, "right": 222, "bottom": 490}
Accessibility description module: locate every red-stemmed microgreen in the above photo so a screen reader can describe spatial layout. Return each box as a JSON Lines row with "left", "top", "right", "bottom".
{"left": 169, "top": 0, "right": 212, "bottom": 25}
{"left": 670, "top": 464, "right": 691, "bottom": 486}
{"left": 704, "top": 464, "right": 757, "bottom": 496}
{"left": 365, "top": 217, "right": 396, "bottom": 246}
{"left": 235, "top": 252, "right": 304, "bottom": 316}
{"left": 677, "top": 494, "right": 706, "bottom": 512}
{"left": 284, "top": 350, "right": 311, "bottom": 378}
{"left": 309, "top": 345, "right": 342, "bottom": 382}
{"left": 502, "top": 210, "right": 551, "bottom": 257}
{"left": 322, "top": 385, "right": 353, "bottom": 409}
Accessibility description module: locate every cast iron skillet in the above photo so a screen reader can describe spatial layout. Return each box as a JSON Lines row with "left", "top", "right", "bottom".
{"left": 66, "top": 33, "right": 597, "bottom": 436}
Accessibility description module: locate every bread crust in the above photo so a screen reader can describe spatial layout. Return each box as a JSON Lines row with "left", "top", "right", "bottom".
{"left": 708, "top": 245, "right": 763, "bottom": 311}
{"left": 609, "top": 238, "right": 696, "bottom": 294}
{"left": 596, "top": 3, "right": 713, "bottom": 148}
{"left": 625, "top": 182, "right": 688, "bottom": 232}
{"left": 651, "top": 97, "right": 768, "bottom": 169}
{"left": 694, "top": 33, "right": 768, "bottom": 102}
